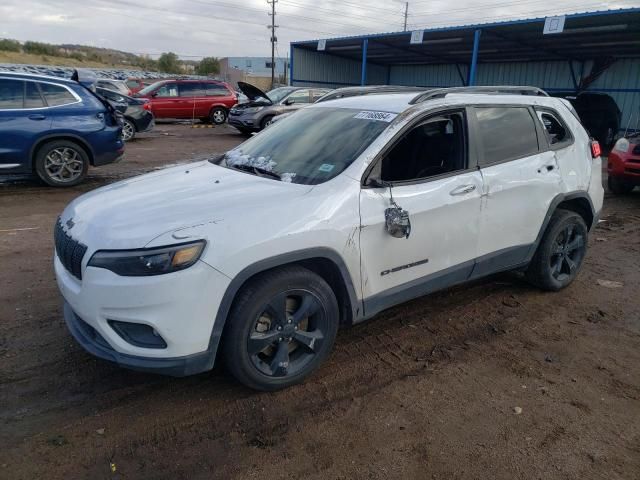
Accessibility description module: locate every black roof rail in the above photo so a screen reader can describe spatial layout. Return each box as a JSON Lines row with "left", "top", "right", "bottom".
{"left": 409, "top": 86, "right": 548, "bottom": 104}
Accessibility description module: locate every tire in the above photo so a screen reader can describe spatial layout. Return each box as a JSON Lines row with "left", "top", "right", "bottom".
{"left": 260, "top": 115, "right": 275, "bottom": 130}
{"left": 235, "top": 127, "right": 253, "bottom": 136}
{"left": 222, "top": 266, "right": 339, "bottom": 391}
{"left": 209, "top": 107, "right": 227, "bottom": 125}
{"left": 525, "top": 209, "right": 588, "bottom": 291}
{"left": 121, "top": 118, "right": 136, "bottom": 142}
{"left": 608, "top": 176, "right": 634, "bottom": 195}
{"left": 34, "top": 140, "right": 89, "bottom": 187}
{"left": 603, "top": 125, "right": 616, "bottom": 149}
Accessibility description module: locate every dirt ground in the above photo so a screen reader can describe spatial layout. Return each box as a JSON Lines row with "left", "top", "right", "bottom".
{"left": 1, "top": 124, "right": 639, "bottom": 480}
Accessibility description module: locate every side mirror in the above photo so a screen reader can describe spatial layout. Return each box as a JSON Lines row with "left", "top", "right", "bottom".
{"left": 284, "top": 98, "right": 294, "bottom": 105}
{"left": 385, "top": 205, "right": 411, "bottom": 239}
{"left": 151, "top": 92, "right": 158, "bottom": 98}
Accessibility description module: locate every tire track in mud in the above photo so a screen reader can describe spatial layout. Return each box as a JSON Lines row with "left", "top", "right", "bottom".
{"left": 13, "top": 276, "right": 536, "bottom": 478}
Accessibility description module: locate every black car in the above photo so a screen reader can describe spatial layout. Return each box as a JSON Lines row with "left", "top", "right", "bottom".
{"left": 551, "top": 91, "right": 621, "bottom": 148}
{"left": 96, "top": 87, "right": 154, "bottom": 141}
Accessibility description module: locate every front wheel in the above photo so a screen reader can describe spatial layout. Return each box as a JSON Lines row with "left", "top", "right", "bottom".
{"left": 526, "top": 209, "right": 588, "bottom": 291}
{"left": 209, "top": 107, "right": 227, "bottom": 125}
{"left": 34, "top": 140, "right": 89, "bottom": 187}
{"left": 260, "top": 115, "right": 275, "bottom": 130}
{"left": 222, "top": 266, "right": 339, "bottom": 391}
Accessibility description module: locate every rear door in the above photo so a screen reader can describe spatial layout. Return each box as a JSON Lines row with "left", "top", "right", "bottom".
{"left": 0, "top": 78, "right": 52, "bottom": 173}
{"left": 178, "top": 82, "right": 208, "bottom": 118}
{"left": 472, "top": 105, "right": 562, "bottom": 274}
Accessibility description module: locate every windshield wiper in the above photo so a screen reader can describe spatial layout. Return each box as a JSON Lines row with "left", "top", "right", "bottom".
{"left": 229, "top": 163, "right": 282, "bottom": 180}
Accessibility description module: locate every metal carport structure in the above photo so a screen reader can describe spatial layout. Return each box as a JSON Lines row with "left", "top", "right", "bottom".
{"left": 290, "top": 8, "right": 640, "bottom": 131}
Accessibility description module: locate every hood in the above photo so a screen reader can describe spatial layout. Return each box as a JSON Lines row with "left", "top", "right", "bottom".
{"left": 60, "top": 161, "right": 312, "bottom": 250}
{"left": 237, "top": 82, "right": 272, "bottom": 104}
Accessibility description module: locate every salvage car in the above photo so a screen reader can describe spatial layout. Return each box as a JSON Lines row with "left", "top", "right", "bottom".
{"left": 96, "top": 79, "right": 131, "bottom": 96}
{"left": 0, "top": 71, "right": 124, "bottom": 186}
{"left": 55, "top": 87, "right": 603, "bottom": 390}
{"left": 227, "top": 83, "right": 330, "bottom": 133}
{"left": 551, "top": 91, "right": 621, "bottom": 148}
{"left": 607, "top": 133, "right": 640, "bottom": 193}
{"left": 96, "top": 87, "right": 154, "bottom": 141}
{"left": 134, "top": 79, "right": 237, "bottom": 124}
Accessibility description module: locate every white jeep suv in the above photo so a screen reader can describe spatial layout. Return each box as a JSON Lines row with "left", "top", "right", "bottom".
{"left": 54, "top": 87, "right": 604, "bottom": 391}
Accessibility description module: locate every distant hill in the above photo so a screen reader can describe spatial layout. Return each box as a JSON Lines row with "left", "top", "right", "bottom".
{"left": 0, "top": 38, "right": 158, "bottom": 70}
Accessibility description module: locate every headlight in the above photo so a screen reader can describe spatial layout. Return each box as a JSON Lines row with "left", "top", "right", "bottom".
{"left": 243, "top": 106, "right": 264, "bottom": 114}
{"left": 88, "top": 240, "right": 205, "bottom": 276}
{"left": 613, "top": 138, "right": 630, "bottom": 153}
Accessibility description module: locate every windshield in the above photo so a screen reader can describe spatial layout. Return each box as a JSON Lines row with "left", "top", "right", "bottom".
{"left": 137, "top": 81, "right": 166, "bottom": 95}
{"left": 215, "top": 107, "right": 394, "bottom": 185}
{"left": 266, "top": 87, "right": 297, "bottom": 103}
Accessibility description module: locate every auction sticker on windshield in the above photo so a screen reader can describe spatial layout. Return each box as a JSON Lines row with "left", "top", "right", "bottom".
{"left": 354, "top": 111, "right": 398, "bottom": 122}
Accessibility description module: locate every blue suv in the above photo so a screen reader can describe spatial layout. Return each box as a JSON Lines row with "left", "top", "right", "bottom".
{"left": 0, "top": 71, "right": 124, "bottom": 187}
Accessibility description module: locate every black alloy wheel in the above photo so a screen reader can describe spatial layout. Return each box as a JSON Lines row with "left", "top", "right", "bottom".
{"left": 223, "top": 266, "right": 339, "bottom": 391}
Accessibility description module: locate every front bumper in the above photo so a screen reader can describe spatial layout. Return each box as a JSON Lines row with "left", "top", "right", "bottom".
{"left": 55, "top": 253, "right": 231, "bottom": 376}
{"left": 228, "top": 113, "right": 258, "bottom": 130}
{"left": 64, "top": 302, "right": 214, "bottom": 376}
{"left": 608, "top": 150, "right": 640, "bottom": 184}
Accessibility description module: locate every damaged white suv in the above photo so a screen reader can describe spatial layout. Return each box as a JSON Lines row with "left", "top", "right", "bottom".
{"left": 55, "top": 87, "right": 604, "bottom": 391}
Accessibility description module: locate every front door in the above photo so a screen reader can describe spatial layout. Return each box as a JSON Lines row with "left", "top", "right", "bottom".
{"left": 151, "top": 82, "right": 180, "bottom": 118}
{"left": 359, "top": 109, "right": 483, "bottom": 317}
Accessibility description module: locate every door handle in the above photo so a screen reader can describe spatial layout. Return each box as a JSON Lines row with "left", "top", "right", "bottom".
{"left": 28, "top": 114, "right": 46, "bottom": 121}
{"left": 450, "top": 184, "right": 476, "bottom": 196}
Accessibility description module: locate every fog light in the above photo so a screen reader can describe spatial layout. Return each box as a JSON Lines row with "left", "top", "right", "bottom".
{"left": 108, "top": 320, "right": 167, "bottom": 349}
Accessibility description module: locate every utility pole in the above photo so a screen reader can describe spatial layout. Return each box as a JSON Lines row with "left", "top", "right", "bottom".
{"left": 267, "top": 0, "right": 278, "bottom": 88}
{"left": 403, "top": 2, "right": 409, "bottom": 32}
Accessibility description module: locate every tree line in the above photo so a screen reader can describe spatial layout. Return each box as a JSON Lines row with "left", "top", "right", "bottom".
{"left": 0, "top": 38, "right": 220, "bottom": 76}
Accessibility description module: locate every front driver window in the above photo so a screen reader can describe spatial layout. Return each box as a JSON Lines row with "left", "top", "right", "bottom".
{"left": 286, "top": 90, "right": 310, "bottom": 104}
{"left": 381, "top": 111, "right": 467, "bottom": 182}
{"left": 155, "top": 83, "right": 179, "bottom": 97}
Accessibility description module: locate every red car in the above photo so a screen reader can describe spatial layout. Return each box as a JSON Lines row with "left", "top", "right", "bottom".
{"left": 135, "top": 79, "right": 237, "bottom": 124}
{"left": 608, "top": 135, "right": 640, "bottom": 194}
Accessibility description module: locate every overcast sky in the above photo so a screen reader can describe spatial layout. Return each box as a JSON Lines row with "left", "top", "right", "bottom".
{"left": 0, "top": 0, "right": 638, "bottom": 59}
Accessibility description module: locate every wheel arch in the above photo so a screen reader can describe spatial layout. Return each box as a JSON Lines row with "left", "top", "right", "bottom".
{"left": 30, "top": 134, "right": 95, "bottom": 169}
{"left": 525, "top": 192, "right": 596, "bottom": 263}
{"left": 207, "top": 248, "right": 361, "bottom": 365}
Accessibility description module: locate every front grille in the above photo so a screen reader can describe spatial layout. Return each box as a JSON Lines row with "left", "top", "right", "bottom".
{"left": 54, "top": 218, "right": 87, "bottom": 280}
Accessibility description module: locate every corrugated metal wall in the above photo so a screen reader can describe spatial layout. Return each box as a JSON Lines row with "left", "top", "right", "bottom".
{"left": 389, "top": 59, "right": 640, "bottom": 131}
{"left": 291, "top": 47, "right": 386, "bottom": 88}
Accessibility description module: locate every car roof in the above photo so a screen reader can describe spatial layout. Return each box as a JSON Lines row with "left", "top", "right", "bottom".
{"left": 311, "top": 89, "right": 561, "bottom": 114}
{"left": 312, "top": 92, "right": 418, "bottom": 113}
{"left": 0, "top": 70, "right": 76, "bottom": 84}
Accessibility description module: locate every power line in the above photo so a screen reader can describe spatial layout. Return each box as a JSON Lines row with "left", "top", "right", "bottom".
{"left": 279, "top": 0, "right": 402, "bottom": 23}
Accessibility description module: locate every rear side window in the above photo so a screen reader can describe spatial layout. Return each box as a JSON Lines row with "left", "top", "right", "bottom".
{"left": 206, "top": 84, "right": 230, "bottom": 96}
{"left": 179, "top": 83, "right": 207, "bottom": 97}
{"left": 25, "top": 82, "right": 45, "bottom": 108}
{"left": 39, "top": 83, "right": 77, "bottom": 107}
{"left": 474, "top": 107, "right": 539, "bottom": 166}
{"left": 536, "top": 109, "right": 572, "bottom": 147}
{"left": 0, "top": 79, "right": 24, "bottom": 109}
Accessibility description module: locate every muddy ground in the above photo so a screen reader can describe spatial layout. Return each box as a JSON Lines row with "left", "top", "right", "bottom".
{"left": 1, "top": 124, "right": 639, "bottom": 479}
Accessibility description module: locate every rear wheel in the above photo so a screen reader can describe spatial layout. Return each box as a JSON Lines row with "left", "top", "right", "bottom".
{"left": 526, "top": 209, "right": 588, "bottom": 291}
{"left": 34, "top": 140, "right": 89, "bottom": 187}
{"left": 209, "top": 107, "right": 227, "bottom": 125}
{"left": 222, "top": 266, "right": 339, "bottom": 391}
{"left": 608, "top": 176, "right": 634, "bottom": 195}
{"left": 121, "top": 119, "right": 136, "bottom": 141}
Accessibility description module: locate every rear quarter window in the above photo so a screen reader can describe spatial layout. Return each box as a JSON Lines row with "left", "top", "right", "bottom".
{"left": 39, "top": 83, "right": 78, "bottom": 107}
{"left": 474, "top": 106, "right": 539, "bottom": 166}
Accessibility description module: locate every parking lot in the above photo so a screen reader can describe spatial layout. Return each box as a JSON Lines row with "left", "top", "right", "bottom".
{"left": 0, "top": 122, "right": 637, "bottom": 479}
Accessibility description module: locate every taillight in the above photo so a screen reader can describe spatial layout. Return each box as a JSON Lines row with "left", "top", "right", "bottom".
{"left": 590, "top": 140, "right": 601, "bottom": 158}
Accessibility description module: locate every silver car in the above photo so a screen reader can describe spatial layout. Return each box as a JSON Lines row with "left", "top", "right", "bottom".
{"left": 228, "top": 82, "right": 330, "bottom": 134}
